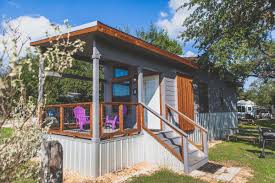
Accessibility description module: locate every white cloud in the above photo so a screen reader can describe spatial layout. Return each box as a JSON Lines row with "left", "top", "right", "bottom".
{"left": 156, "top": 0, "right": 195, "bottom": 39}
{"left": 183, "top": 50, "right": 197, "bottom": 57}
{"left": 271, "top": 30, "right": 275, "bottom": 40}
{"left": 243, "top": 76, "right": 258, "bottom": 91}
{"left": 160, "top": 11, "right": 168, "bottom": 18}
{"left": 0, "top": 16, "right": 63, "bottom": 61}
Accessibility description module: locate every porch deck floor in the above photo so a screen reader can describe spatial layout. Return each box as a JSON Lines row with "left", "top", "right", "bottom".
{"left": 64, "top": 127, "right": 139, "bottom": 136}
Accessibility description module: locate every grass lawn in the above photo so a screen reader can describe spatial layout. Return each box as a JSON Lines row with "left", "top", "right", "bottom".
{"left": 127, "top": 168, "right": 206, "bottom": 183}
{"left": 209, "top": 119, "right": 275, "bottom": 183}
{"left": 128, "top": 119, "right": 275, "bottom": 183}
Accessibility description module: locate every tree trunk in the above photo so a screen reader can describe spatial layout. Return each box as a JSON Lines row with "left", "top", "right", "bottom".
{"left": 41, "top": 140, "right": 63, "bottom": 183}
{"left": 37, "top": 56, "right": 45, "bottom": 124}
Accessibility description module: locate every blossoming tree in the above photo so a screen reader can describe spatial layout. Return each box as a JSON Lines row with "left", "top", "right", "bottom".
{"left": 0, "top": 19, "right": 85, "bottom": 182}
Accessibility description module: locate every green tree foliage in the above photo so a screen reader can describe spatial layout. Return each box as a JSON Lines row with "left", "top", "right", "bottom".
{"left": 20, "top": 56, "right": 104, "bottom": 104}
{"left": 136, "top": 24, "right": 183, "bottom": 55}
{"left": 181, "top": 0, "right": 275, "bottom": 82}
{"left": 239, "top": 80, "right": 275, "bottom": 107}
{"left": 20, "top": 54, "right": 39, "bottom": 101}
{"left": 45, "top": 60, "right": 93, "bottom": 104}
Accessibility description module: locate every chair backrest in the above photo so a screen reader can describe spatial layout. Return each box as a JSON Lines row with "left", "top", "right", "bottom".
{"left": 123, "top": 105, "right": 127, "bottom": 115}
{"left": 73, "top": 106, "right": 86, "bottom": 120}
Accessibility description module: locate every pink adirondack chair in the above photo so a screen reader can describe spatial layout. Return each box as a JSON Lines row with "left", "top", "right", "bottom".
{"left": 105, "top": 115, "right": 118, "bottom": 130}
{"left": 73, "top": 106, "right": 90, "bottom": 131}
{"left": 105, "top": 105, "right": 127, "bottom": 130}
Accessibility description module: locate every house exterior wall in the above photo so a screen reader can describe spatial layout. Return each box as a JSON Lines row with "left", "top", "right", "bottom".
{"left": 97, "top": 37, "right": 237, "bottom": 140}
{"left": 160, "top": 70, "right": 238, "bottom": 140}
{"left": 193, "top": 71, "right": 238, "bottom": 140}
{"left": 194, "top": 71, "right": 237, "bottom": 113}
{"left": 163, "top": 73, "right": 178, "bottom": 109}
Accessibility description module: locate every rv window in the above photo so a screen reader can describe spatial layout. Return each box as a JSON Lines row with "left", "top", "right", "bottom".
{"left": 248, "top": 107, "right": 252, "bottom": 111}
{"left": 237, "top": 106, "right": 241, "bottom": 112}
{"left": 237, "top": 106, "right": 245, "bottom": 112}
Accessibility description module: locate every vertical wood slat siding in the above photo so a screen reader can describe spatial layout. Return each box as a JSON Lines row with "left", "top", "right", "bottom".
{"left": 165, "top": 77, "right": 177, "bottom": 108}
{"left": 164, "top": 76, "right": 178, "bottom": 127}
{"left": 189, "top": 112, "right": 238, "bottom": 142}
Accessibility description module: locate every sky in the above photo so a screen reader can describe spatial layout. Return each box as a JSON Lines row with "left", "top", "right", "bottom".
{"left": 0, "top": 0, "right": 261, "bottom": 89}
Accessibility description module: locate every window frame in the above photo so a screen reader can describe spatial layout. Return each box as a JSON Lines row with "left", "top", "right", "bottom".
{"left": 113, "top": 66, "right": 129, "bottom": 78}
{"left": 111, "top": 65, "right": 132, "bottom": 102}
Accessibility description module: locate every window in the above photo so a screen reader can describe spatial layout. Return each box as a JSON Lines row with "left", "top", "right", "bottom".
{"left": 113, "top": 67, "right": 129, "bottom": 78}
{"left": 112, "top": 66, "right": 131, "bottom": 102}
{"left": 237, "top": 106, "right": 245, "bottom": 112}
{"left": 198, "top": 82, "right": 209, "bottom": 113}
{"left": 112, "top": 81, "right": 130, "bottom": 97}
{"left": 247, "top": 107, "right": 252, "bottom": 111}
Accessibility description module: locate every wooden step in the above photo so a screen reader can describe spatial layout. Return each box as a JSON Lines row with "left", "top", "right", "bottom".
{"left": 152, "top": 129, "right": 208, "bottom": 172}
{"left": 162, "top": 136, "right": 181, "bottom": 146}
{"left": 154, "top": 130, "right": 176, "bottom": 138}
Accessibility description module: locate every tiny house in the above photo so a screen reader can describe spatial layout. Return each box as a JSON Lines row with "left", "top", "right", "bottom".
{"left": 31, "top": 21, "right": 238, "bottom": 177}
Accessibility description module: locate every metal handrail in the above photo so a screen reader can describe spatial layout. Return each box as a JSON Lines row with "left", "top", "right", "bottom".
{"left": 139, "top": 102, "right": 188, "bottom": 137}
{"left": 165, "top": 104, "right": 208, "bottom": 133}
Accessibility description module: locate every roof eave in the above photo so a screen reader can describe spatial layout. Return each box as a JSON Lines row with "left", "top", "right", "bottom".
{"left": 30, "top": 21, "right": 197, "bottom": 69}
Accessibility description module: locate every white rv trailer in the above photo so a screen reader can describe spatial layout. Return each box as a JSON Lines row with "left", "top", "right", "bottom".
{"left": 237, "top": 100, "right": 256, "bottom": 119}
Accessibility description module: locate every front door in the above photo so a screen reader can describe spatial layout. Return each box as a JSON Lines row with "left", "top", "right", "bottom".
{"left": 144, "top": 75, "right": 161, "bottom": 130}
{"left": 177, "top": 74, "right": 195, "bottom": 132}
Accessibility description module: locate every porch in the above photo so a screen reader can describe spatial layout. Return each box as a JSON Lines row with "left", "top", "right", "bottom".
{"left": 44, "top": 102, "right": 142, "bottom": 140}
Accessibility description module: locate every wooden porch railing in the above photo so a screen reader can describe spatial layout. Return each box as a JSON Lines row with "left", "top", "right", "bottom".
{"left": 99, "top": 102, "right": 141, "bottom": 139}
{"left": 44, "top": 101, "right": 142, "bottom": 140}
{"left": 44, "top": 102, "right": 93, "bottom": 139}
{"left": 165, "top": 104, "right": 208, "bottom": 154}
{"left": 138, "top": 102, "right": 188, "bottom": 161}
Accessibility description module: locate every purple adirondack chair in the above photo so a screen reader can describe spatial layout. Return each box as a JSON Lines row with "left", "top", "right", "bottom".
{"left": 105, "top": 105, "right": 127, "bottom": 130}
{"left": 73, "top": 106, "right": 90, "bottom": 131}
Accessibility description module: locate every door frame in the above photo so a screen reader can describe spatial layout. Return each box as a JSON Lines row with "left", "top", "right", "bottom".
{"left": 143, "top": 74, "right": 162, "bottom": 130}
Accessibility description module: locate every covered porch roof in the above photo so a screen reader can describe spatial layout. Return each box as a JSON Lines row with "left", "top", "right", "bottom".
{"left": 30, "top": 21, "right": 197, "bottom": 69}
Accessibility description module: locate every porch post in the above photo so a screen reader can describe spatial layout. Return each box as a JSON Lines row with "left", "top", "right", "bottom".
{"left": 92, "top": 40, "right": 101, "bottom": 141}
{"left": 137, "top": 67, "right": 144, "bottom": 103}
{"left": 137, "top": 67, "right": 144, "bottom": 129}
{"left": 91, "top": 40, "right": 101, "bottom": 177}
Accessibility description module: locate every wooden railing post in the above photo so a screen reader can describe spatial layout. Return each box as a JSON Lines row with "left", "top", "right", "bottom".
{"left": 183, "top": 136, "right": 189, "bottom": 174}
{"left": 60, "top": 106, "right": 64, "bottom": 131}
{"left": 202, "top": 131, "right": 208, "bottom": 155}
{"left": 165, "top": 107, "right": 169, "bottom": 121}
{"left": 100, "top": 103, "right": 104, "bottom": 137}
{"left": 136, "top": 105, "right": 141, "bottom": 131}
{"left": 90, "top": 103, "right": 93, "bottom": 137}
{"left": 119, "top": 104, "right": 124, "bottom": 132}
{"left": 140, "top": 105, "right": 144, "bottom": 128}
